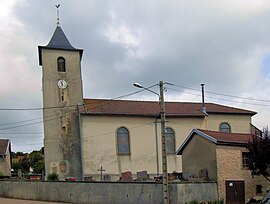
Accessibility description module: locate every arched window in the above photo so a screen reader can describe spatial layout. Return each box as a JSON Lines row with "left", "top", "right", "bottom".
{"left": 220, "top": 122, "right": 231, "bottom": 133}
{"left": 166, "top": 127, "right": 175, "bottom": 154}
{"left": 57, "top": 57, "right": 66, "bottom": 72}
{"left": 117, "top": 127, "right": 130, "bottom": 155}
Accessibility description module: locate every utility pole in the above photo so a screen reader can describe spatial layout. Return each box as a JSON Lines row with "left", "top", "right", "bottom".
{"left": 159, "top": 81, "right": 169, "bottom": 204}
{"left": 133, "top": 81, "right": 169, "bottom": 203}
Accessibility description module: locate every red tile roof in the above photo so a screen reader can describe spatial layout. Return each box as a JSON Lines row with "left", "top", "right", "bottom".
{"left": 198, "top": 129, "right": 253, "bottom": 145}
{"left": 0, "top": 139, "right": 10, "bottom": 156}
{"left": 81, "top": 99, "right": 256, "bottom": 117}
{"left": 177, "top": 129, "right": 254, "bottom": 155}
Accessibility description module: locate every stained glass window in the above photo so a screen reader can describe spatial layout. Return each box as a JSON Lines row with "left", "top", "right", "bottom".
{"left": 117, "top": 127, "right": 130, "bottom": 155}
{"left": 166, "top": 127, "right": 175, "bottom": 154}
{"left": 220, "top": 123, "right": 231, "bottom": 133}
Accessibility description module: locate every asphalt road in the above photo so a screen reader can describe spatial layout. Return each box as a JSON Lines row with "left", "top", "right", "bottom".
{"left": 0, "top": 197, "right": 68, "bottom": 204}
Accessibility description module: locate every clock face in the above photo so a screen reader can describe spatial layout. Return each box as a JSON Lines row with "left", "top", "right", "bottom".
{"left": 58, "top": 80, "right": 67, "bottom": 89}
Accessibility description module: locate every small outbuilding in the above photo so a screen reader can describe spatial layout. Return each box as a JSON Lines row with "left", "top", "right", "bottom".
{"left": 0, "top": 139, "right": 12, "bottom": 177}
{"left": 177, "top": 129, "right": 270, "bottom": 204}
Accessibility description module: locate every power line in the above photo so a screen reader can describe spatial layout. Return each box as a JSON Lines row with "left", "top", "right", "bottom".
{"left": 85, "top": 84, "right": 157, "bottom": 111}
{"left": 0, "top": 111, "right": 72, "bottom": 131}
{"left": 5, "top": 81, "right": 265, "bottom": 132}
{"left": 0, "top": 85, "right": 156, "bottom": 112}
{"left": 0, "top": 114, "right": 55, "bottom": 127}
{"left": 206, "top": 95, "right": 270, "bottom": 107}
{"left": 12, "top": 143, "right": 43, "bottom": 146}
{"left": 0, "top": 132, "right": 43, "bottom": 135}
{"left": 0, "top": 104, "right": 78, "bottom": 111}
{"left": 0, "top": 107, "right": 80, "bottom": 127}
{"left": 1, "top": 136, "right": 43, "bottom": 139}
{"left": 166, "top": 87, "right": 270, "bottom": 107}
{"left": 168, "top": 83, "right": 270, "bottom": 103}
{"left": 0, "top": 87, "right": 154, "bottom": 130}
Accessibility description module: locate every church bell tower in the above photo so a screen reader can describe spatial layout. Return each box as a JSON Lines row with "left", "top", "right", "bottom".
{"left": 38, "top": 20, "right": 83, "bottom": 180}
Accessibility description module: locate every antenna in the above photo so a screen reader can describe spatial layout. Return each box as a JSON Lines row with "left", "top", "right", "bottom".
{"left": 55, "top": 4, "right": 61, "bottom": 25}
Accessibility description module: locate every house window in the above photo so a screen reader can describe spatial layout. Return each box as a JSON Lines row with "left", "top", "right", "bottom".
{"left": 242, "top": 152, "right": 250, "bottom": 168}
{"left": 57, "top": 57, "right": 66, "bottom": 72}
{"left": 117, "top": 127, "right": 130, "bottom": 155}
{"left": 256, "top": 185, "right": 262, "bottom": 194}
{"left": 166, "top": 127, "right": 175, "bottom": 154}
{"left": 220, "top": 122, "right": 231, "bottom": 133}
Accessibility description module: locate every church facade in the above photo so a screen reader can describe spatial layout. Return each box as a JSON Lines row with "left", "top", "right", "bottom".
{"left": 38, "top": 24, "right": 257, "bottom": 181}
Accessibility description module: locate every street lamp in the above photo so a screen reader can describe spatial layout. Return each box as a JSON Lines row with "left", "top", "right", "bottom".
{"left": 133, "top": 81, "right": 169, "bottom": 204}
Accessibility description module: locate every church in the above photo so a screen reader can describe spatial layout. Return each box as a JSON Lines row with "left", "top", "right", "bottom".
{"left": 38, "top": 22, "right": 257, "bottom": 181}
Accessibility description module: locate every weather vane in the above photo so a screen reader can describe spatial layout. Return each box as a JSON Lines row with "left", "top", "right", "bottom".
{"left": 55, "top": 4, "right": 60, "bottom": 25}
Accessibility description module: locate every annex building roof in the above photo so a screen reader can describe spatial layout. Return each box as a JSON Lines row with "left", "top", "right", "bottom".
{"left": 81, "top": 98, "right": 256, "bottom": 117}
{"left": 176, "top": 129, "right": 253, "bottom": 155}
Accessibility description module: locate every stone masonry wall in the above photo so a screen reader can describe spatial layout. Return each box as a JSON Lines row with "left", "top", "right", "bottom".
{"left": 216, "top": 146, "right": 270, "bottom": 203}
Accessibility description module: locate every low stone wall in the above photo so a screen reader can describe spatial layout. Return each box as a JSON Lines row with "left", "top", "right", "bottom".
{"left": 0, "top": 181, "right": 218, "bottom": 204}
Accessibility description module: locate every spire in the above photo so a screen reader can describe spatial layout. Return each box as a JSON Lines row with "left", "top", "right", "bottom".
{"left": 44, "top": 4, "right": 75, "bottom": 50}
{"left": 46, "top": 26, "right": 76, "bottom": 50}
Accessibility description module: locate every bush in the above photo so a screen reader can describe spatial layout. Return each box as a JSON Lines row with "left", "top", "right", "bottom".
{"left": 47, "top": 173, "right": 59, "bottom": 181}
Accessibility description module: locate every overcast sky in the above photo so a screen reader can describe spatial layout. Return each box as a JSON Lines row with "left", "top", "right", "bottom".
{"left": 1, "top": 0, "right": 270, "bottom": 152}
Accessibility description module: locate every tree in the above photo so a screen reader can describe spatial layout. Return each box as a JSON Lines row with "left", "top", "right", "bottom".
{"left": 20, "top": 156, "right": 30, "bottom": 173}
{"left": 247, "top": 128, "right": 270, "bottom": 182}
{"left": 29, "top": 149, "right": 44, "bottom": 174}
{"left": 12, "top": 148, "right": 45, "bottom": 175}
{"left": 33, "top": 160, "right": 45, "bottom": 174}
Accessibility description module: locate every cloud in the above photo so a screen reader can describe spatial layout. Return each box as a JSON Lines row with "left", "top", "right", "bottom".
{"left": 1, "top": 0, "right": 270, "bottom": 151}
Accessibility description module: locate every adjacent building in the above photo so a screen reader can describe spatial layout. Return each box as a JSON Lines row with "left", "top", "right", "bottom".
{"left": 0, "top": 139, "right": 12, "bottom": 177}
{"left": 177, "top": 129, "right": 269, "bottom": 203}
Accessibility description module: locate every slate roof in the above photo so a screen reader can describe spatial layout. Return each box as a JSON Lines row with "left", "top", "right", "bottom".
{"left": 0, "top": 139, "right": 10, "bottom": 156}
{"left": 176, "top": 129, "right": 253, "bottom": 155}
{"left": 81, "top": 99, "right": 256, "bottom": 117}
{"left": 46, "top": 26, "right": 76, "bottom": 50}
{"left": 38, "top": 25, "right": 83, "bottom": 65}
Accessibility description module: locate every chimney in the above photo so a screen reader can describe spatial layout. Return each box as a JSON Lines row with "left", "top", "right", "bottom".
{"left": 201, "top": 84, "right": 207, "bottom": 115}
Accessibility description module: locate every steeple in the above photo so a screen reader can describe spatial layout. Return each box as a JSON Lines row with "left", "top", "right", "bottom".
{"left": 46, "top": 26, "right": 76, "bottom": 50}
{"left": 38, "top": 7, "right": 84, "bottom": 180}
{"left": 45, "top": 5, "right": 76, "bottom": 50}
{"left": 38, "top": 27, "right": 83, "bottom": 66}
{"left": 38, "top": 4, "right": 83, "bottom": 66}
